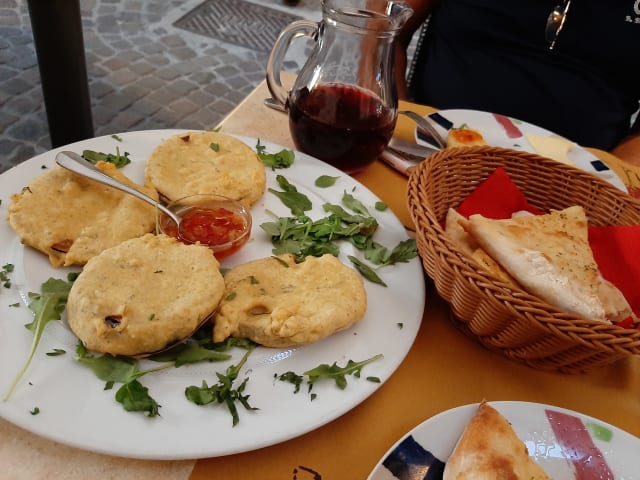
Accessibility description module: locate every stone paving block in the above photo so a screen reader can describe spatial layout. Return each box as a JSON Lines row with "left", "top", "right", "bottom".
{"left": 3, "top": 77, "right": 31, "bottom": 95}
{"left": 184, "top": 109, "right": 223, "bottom": 130}
{"left": 186, "top": 88, "right": 215, "bottom": 107}
{"left": 129, "top": 61, "right": 156, "bottom": 76}
{"left": 140, "top": 43, "right": 165, "bottom": 55}
{"left": 0, "top": 111, "right": 18, "bottom": 130}
{"left": 90, "top": 79, "right": 115, "bottom": 99}
{"left": 92, "top": 104, "right": 119, "bottom": 126}
{"left": 171, "top": 46, "right": 198, "bottom": 62}
{"left": 96, "top": 93, "right": 134, "bottom": 114}
{"left": 146, "top": 53, "right": 171, "bottom": 67}
{"left": 4, "top": 96, "right": 38, "bottom": 115}
{"left": 103, "top": 57, "right": 129, "bottom": 71}
{"left": 135, "top": 75, "right": 165, "bottom": 92}
{"left": 155, "top": 66, "right": 183, "bottom": 81}
{"left": 107, "top": 67, "right": 139, "bottom": 87}
{"left": 130, "top": 97, "right": 162, "bottom": 117}
{"left": 166, "top": 78, "right": 198, "bottom": 97}
{"left": 168, "top": 98, "right": 199, "bottom": 116}
{"left": 6, "top": 117, "right": 48, "bottom": 141}
{"left": 111, "top": 109, "right": 145, "bottom": 130}
{"left": 161, "top": 34, "right": 187, "bottom": 48}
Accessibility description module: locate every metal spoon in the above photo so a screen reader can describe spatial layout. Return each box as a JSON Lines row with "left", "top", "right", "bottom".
{"left": 55, "top": 151, "right": 231, "bottom": 358}
{"left": 55, "top": 150, "right": 180, "bottom": 226}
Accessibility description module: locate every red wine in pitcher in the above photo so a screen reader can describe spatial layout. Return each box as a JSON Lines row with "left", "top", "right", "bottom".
{"left": 288, "top": 83, "right": 396, "bottom": 173}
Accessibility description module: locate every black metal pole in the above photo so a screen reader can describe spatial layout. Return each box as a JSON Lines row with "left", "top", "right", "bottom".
{"left": 26, "top": 0, "right": 94, "bottom": 147}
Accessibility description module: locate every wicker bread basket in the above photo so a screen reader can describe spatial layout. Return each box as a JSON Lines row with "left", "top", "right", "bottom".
{"left": 407, "top": 146, "right": 640, "bottom": 373}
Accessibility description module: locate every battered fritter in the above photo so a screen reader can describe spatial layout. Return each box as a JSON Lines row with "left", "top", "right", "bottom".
{"left": 7, "top": 161, "right": 158, "bottom": 267}
{"left": 67, "top": 234, "right": 225, "bottom": 356}
{"left": 213, "top": 254, "right": 367, "bottom": 347}
{"left": 145, "top": 131, "right": 266, "bottom": 207}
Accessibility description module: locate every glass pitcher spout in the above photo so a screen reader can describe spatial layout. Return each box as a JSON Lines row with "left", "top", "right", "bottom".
{"left": 324, "top": 0, "right": 413, "bottom": 33}
{"left": 387, "top": 1, "right": 414, "bottom": 30}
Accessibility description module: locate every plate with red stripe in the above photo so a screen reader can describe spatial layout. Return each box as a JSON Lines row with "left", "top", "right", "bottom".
{"left": 368, "top": 401, "right": 638, "bottom": 479}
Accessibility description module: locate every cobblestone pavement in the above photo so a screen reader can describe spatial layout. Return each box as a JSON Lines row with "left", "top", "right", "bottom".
{"left": 0, "top": 0, "right": 321, "bottom": 173}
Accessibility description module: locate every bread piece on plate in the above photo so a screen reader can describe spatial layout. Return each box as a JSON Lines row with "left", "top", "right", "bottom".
{"left": 466, "top": 205, "right": 634, "bottom": 322}
{"left": 213, "top": 254, "right": 367, "bottom": 347}
{"left": 525, "top": 134, "right": 576, "bottom": 166}
{"left": 443, "top": 401, "right": 551, "bottom": 480}
{"left": 446, "top": 128, "right": 487, "bottom": 148}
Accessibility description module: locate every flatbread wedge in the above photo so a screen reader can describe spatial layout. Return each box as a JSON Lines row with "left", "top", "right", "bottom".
{"left": 466, "top": 206, "right": 633, "bottom": 322}
{"left": 443, "top": 401, "right": 551, "bottom": 480}
{"left": 444, "top": 208, "right": 517, "bottom": 286}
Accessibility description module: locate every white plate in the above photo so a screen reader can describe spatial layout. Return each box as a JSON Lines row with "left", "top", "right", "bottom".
{"left": 0, "top": 130, "right": 425, "bottom": 460}
{"left": 367, "top": 401, "right": 639, "bottom": 480}
{"left": 415, "top": 108, "right": 628, "bottom": 192}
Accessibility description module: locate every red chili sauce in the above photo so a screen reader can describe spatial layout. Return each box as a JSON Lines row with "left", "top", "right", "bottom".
{"left": 162, "top": 207, "right": 249, "bottom": 259}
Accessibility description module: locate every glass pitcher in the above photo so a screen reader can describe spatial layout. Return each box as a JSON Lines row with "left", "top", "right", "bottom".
{"left": 266, "top": 0, "right": 413, "bottom": 173}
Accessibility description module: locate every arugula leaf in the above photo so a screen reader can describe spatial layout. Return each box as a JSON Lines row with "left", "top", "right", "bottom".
{"left": 261, "top": 179, "right": 416, "bottom": 284}
{"left": 341, "top": 191, "right": 370, "bottom": 215}
{"left": 76, "top": 343, "right": 141, "bottom": 383}
{"left": 277, "top": 354, "right": 384, "bottom": 397}
{"left": 304, "top": 355, "right": 384, "bottom": 389}
{"left": 185, "top": 346, "right": 258, "bottom": 426}
{"left": 115, "top": 380, "right": 160, "bottom": 417}
{"left": 363, "top": 239, "right": 418, "bottom": 267}
{"left": 268, "top": 175, "right": 312, "bottom": 216}
{"left": 347, "top": 256, "right": 387, "bottom": 286}
{"left": 1, "top": 263, "right": 14, "bottom": 288}
{"left": 148, "top": 341, "right": 231, "bottom": 367}
{"left": 382, "top": 239, "right": 418, "bottom": 266}
{"left": 315, "top": 175, "right": 339, "bottom": 188}
{"left": 256, "top": 140, "right": 295, "bottom": 169}
{"left": 82, "top": 148, "right": 131, "bottom": 168}
{"left": 75, "top": 342, "right": 171, "bottom": 417}
{"left": 275, "top": 371, "right": 304, "bottom": 393}
{"left": 3, "top": 276, "right": 75, "bottom": 400}
{"left": 46, "top": 348, "right": 66, "bottom": 357}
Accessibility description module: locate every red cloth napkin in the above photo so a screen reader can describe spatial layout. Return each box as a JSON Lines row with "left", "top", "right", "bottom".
{"left": 455, "top": 167, "right": 640, "bottom": 318}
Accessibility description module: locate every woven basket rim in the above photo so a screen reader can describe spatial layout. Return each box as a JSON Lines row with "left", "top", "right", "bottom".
{"left": 407, "top": 146, "right": 640, "bottom": 354}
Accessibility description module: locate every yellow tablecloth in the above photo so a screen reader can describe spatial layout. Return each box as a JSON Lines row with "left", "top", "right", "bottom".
{"left": 188, "top": 88, "right": 640, "bottom": 479}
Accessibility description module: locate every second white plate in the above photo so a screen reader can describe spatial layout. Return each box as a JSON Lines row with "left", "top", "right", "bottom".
{"left": 415, "top": 108, "right": 627, "bottom": 192}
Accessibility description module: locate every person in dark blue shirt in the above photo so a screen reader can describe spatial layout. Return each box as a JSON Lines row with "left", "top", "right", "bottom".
{"left": 395, "top": 0, "right": 640, "bottom": 165}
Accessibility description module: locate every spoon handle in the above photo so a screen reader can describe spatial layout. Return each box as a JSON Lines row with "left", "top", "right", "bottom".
{"left": 55, "top": 151, "right": 177, "bottom": 223}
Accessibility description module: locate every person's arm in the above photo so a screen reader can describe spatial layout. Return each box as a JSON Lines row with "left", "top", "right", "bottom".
{"left": 394, "top": 0, "right": 440, "bottom": 100}
{"left": 611, "top": 117, "right": 640, "bottom": 166}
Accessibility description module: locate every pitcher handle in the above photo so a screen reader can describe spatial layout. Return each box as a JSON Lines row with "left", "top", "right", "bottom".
{"left": 266, "top": 20, "right": 318, "bottom": 110}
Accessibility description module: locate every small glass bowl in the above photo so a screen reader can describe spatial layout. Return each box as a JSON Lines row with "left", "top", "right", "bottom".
{"left": 159, "top": 194, "right": 252, "bottom": 260}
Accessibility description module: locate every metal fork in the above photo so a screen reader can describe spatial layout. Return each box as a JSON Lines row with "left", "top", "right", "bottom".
{"left": 398, "top": 110, "right": 446, "bottom": 150}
